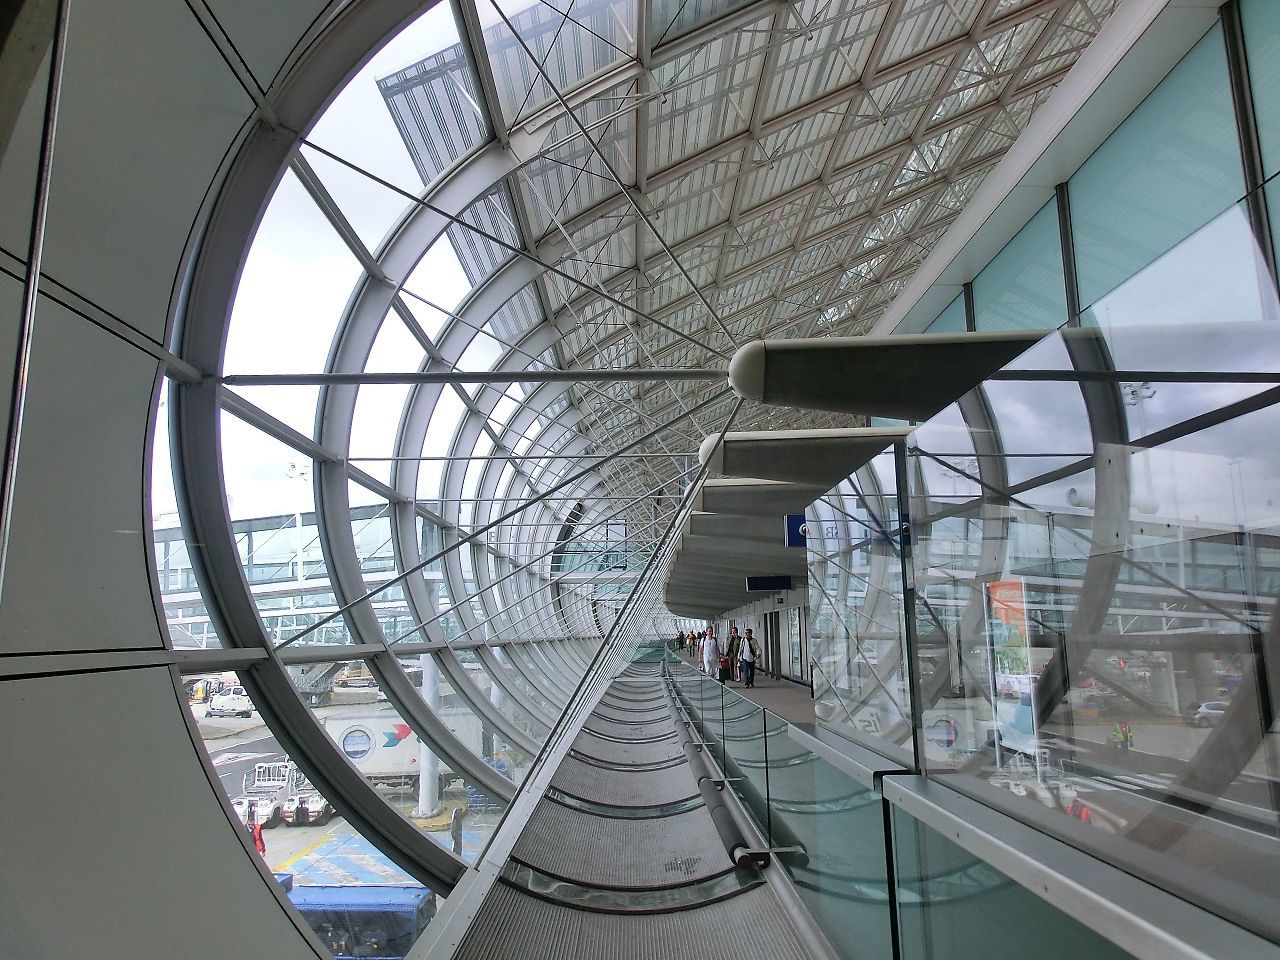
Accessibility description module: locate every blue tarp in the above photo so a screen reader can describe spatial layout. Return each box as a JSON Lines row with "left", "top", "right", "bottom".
{"left": 287, "top": 884, "right": 432, "bottom": 915}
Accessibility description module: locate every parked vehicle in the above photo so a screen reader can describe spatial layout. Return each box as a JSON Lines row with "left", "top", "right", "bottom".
{"left": 335, "top": 664, "right": 376, "bottom": 688}
{"left": 286, "top": 885, "right": 436, "bottom": 960}
{"left": 324, "top": 712, "right": 423, "bottom": 790}
{"left": 232, "top": 761, "right": 302, "bottom": 828}
{"left": 1183, "top": 701, "right": 1228, "bottom": 727}
{"left": 206, "top": 685, "right": 253, "bottom": 718}
{"left": 284, "top": 789, "right": 335, "bottom": 827}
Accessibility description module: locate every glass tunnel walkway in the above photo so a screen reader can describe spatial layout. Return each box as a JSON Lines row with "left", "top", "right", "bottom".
{"left": 410, "top": 643, "right": 1140, "bottom": 960}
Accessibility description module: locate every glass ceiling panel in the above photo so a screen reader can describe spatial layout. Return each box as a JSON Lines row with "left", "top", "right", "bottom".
{"left": 297, "top": 144, "right": 421, "bottom": 256}
{"left": 737, "top": 111, "right": 843, "bottom": 208}
{"left": 648, "top": 30, "right": 769, "bottom": 169}
{"left": 882, "top": 0, "right": 981, "bottom": 67}
{"left": 375, "top": 27, "right": 489, "bottom": 188}
{"left": 447, "top": 183, "right": 524, "bottom": 289}
{"left": 761, "top": 0, "right": 888, "bottom": 120}
{"left": 641, "top": 153, "right": 741, "bottom": 251}
{"left": 478, "top": 0, "right": 638, "bottom": 126}
{"left": 517, "top": 78, "right": 638, "bottom": 236}
{"left": 648, "top": 0, "right": 758, "bottom": 48}
{"left": 931, "top": 20, "right": 1043, "bottom": 123}
{"left": 562, "top": 229, "right": 636, "bottom": 289}
{"left": 721, "top": 208, "right": 806, "bottom": 276}
{"left": 483, "top": 283, "right": 547, "bottom": 351}
{"left": 307, "top": 2, "right": 466, "bottom": 198}
{"left": 1022, "top": 1, "right": 1120, "bottom": 83}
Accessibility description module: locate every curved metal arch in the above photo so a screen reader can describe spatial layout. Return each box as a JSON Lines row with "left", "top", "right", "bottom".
{"left": 299, "top": 146, "right": 566, "bottom": 798}
{"left": 170, "top": 0, "right": 470, "bottom": 893}
{"left": 310, "top": 327, "right": 529, "bottom": 802}
{"left": 372, "top": 270, "right": 573, "bottom": 754}
{"left": 429, "top": 339, "right": 580, "bottom": 727}
{"left": 468, "top": 392, "right": 607, "bottom": 641}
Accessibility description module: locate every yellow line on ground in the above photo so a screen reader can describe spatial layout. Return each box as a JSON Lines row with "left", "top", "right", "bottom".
{"left": 272, "top": 831, "right": 332, "bottom": 873}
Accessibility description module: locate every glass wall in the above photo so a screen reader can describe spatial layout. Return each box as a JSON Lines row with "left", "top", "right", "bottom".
{"left": 809, "top": 7, "right": 1280, "bottom": 947}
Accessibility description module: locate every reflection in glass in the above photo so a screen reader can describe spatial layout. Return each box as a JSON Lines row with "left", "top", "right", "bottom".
{"left": 903, "top": 319, "right": 1280, "bottom": 940}
{"left": 807, "top": 456, "right": 914, "bottom": 766}
{"left": 925, "top": 293, "right": 967, "bottom": 333}
{"left": 1242, "top": 0, "right": 1280, "bottom": 181}
{"left": 892, "top": 810, "right": 1135, "bottom": 960}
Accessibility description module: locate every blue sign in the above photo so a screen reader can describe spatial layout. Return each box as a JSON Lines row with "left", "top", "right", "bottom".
{"left": 784, "top": 513, "right": 807, "bottom": 548}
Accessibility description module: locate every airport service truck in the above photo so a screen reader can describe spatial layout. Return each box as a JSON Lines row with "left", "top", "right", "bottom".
{"left": 323, "top": 712, "right": 426, "bottom": 791}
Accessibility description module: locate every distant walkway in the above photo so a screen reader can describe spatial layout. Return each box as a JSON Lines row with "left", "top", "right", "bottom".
{"left": 729, "top": 674, "right": 814, "bottom": 726}
{"left": 671, "top": 648, "right": 814, "bottom": 725}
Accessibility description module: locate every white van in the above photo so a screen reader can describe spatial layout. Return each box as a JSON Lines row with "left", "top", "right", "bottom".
{"left": 207, "top": 685, "right": 254, "bottom": 718}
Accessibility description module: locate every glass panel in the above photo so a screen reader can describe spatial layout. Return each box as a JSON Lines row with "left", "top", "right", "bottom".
{"left": 306, "top": 2, "right": 471, "bottom": 196}
{"left": 478, "top": 0, "right": 637, "bottom": 125}
{"left": 649, "top": 0, "right": 757, "bottom": 47}
{"left": 220, "top": 418, "right": 353, "bottom": 646}
{"left": 224, "top": 170, "right": 365, "bottom": 376}
{"left": 776, "top": 747, "right": 894, "bottom": 960}
{"left": 973, "top": 198, "right": 1066, "bottom": 331}
{"left": 370, "top": 9, "right": 488, "bottom": 190}
{"left": 1080, "top": 199, "right": 1280, "bottom": 436}
{"left": 351, "top": 386, "right": 413, "bottom": 486}
{"left": 452, "top": 646, "right": 553, "bottom": 741}
{"left": 905, "top": 308, "right": 1280, "bottom": 941}
{"left": 1242, "top": 0, "right": 1280, "bottom": 181}
{"left": 670, "top": 655, "right": 898, "bottom": 959}
{"left": 806, "top": 456, "right": 914, "bottom": 766}
{"left": 152, "top": 406, "right": 224, "bottom": 648}
{"left": 224, "top": 385, "right": 320, "bottom": 440}
{"left": 1070, "top": 24, "right": 1243, "bottom": 311}
{"left": 394, "top": 654, "right": 533, "bottom": 783}
{"left": 892, "top": 809, "right": 1136, "bottom": 960}
{"left": 925, "top": 293, "right": 967, "bottom": 333}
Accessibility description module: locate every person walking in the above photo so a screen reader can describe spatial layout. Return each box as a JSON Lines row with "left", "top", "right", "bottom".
{"left": 739, "top": 628, "right": 760, "bottom": 688}
{"left": 726, "top": 627, "right": 742, "bottom": 681}
{"left": 702, "top": 626, "right": 720, "bottom": 678}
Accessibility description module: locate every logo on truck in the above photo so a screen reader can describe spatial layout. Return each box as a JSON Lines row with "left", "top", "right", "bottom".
{"left": 383, "top": 723, "right": 413, "bottom": 747}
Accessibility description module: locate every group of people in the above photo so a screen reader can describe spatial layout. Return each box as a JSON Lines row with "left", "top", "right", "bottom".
{"left": 681, "top": 625, "right": 761, "bottom": 688}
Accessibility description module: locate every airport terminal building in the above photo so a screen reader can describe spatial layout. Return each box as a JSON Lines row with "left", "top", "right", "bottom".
{"left": 2, "top": 0, "right": 1279, "bottom": 957}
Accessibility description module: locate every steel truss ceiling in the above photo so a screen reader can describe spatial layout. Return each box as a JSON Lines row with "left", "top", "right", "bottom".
{"left": 200, "top": 0, "right": 1126, "bottom": 669}
{"left": 358, "top": 0, "right": 1120, "bottom": 587}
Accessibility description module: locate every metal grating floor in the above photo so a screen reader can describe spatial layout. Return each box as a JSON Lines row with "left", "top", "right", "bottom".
{"left": 450, "top": 669, "right": 817, "bottom": 960}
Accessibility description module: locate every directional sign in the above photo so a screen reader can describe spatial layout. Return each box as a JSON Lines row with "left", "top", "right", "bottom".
{"left": 784, "top": 513, "right": 807, "bottom": 548}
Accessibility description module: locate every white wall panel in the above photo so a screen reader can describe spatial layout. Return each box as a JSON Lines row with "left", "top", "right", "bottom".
{"left": 206, "top": 0, "right": 338, "bottom": 93}
{"left": 0, "top": 668, "right": 320, "bottom": 960}
{"left": 38, "top": 0, "right": 254, "bottom": 342}
{"left": 2, "top": 297, "right": 162, "bottom": 653}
